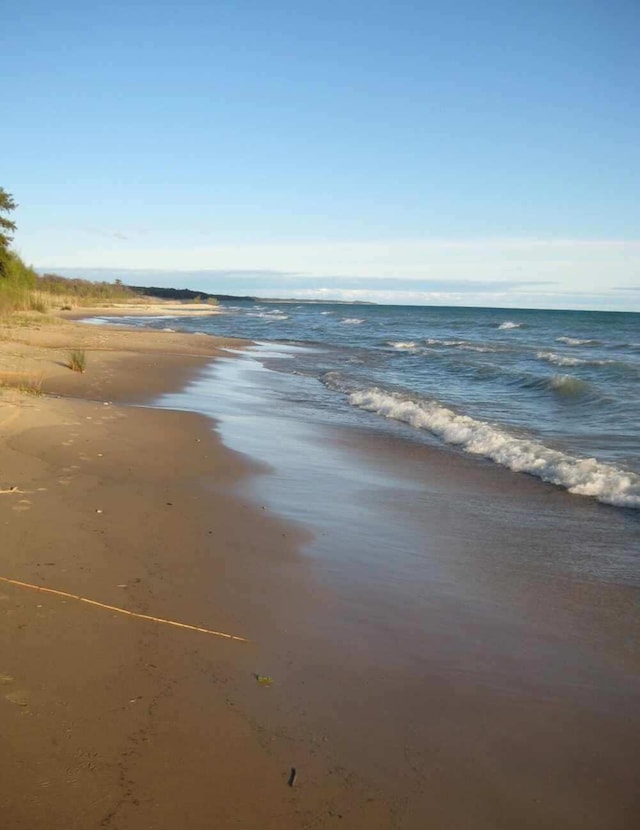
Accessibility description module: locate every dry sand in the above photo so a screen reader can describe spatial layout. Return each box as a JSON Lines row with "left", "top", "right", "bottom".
{"left": 0, "top": 313, "right": 390, "bottom": 829}
{"left": 62, "top": 300, "right": 224, "bottom": 317}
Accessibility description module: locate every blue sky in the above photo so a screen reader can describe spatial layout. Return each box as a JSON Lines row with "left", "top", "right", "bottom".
{"left": 3, "top": 1, "right": 639, "bottom": 309}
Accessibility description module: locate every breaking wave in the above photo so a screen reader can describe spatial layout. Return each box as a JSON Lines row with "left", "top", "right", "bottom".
{"left": 556, "top": 336, "right": 600, "bottom": 346}
{"left": 498, "top": 321, "right": 522, "bottom": 330}
{"left": 458, "top": 344, "right": 500, "bottom": 353}
{"left": 341, "top": 318, "right": 365, "bottom": 324}
{"left": 387, "top": 339, "right": 499, "bottom": 355}
{"left": 422, "top": 338, "right": 501, "bottom": 353}
{"left": 248, "top": 311, "right": 289, "bottom": 321}
{"left": 425, "top": 338, "right": 467, "bottom": 346}
{"left": 498, "top": 371, "right": 595, "bottom": 399}
{"left": 546, "top": 374, "right": 591, "bottom": 396}
{"left": 344, "top": 387, "right": 640, "bottom": 508}
{"left": 536, "top": 351, "right": 614, "bottom": 368}
{"left": 387, "top": 341, "right": 418, "bottom": 350}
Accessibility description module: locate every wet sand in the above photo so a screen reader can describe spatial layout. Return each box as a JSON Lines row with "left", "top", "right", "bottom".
{"left": 160, "top": 348, "right": 640, "bottom": 829}
{"left": 2, "top": 316, "right": 640, "bottom": 828}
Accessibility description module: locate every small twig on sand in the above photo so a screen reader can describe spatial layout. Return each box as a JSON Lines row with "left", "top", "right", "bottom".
{"left": 0, "top": 575, "right": 249, "bottom": 643}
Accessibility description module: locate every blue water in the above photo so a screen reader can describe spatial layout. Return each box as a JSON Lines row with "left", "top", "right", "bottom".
{"left": 107, "top": 302, "right": 640, "bottom": 508}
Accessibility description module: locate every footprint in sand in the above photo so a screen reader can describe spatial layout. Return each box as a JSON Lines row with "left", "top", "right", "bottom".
{"left": 4, "top": 689, "right": 30, "bottom": 707}
{"left": 1, "top": 675, "right": 30, "bottom": 708}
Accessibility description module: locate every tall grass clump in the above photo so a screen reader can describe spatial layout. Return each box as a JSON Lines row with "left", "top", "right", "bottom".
{"left": 67, "top": 349, "right": 87, "bottom": 373}
{"left": 0, "top": 371, "right": 43, "bottom": 395}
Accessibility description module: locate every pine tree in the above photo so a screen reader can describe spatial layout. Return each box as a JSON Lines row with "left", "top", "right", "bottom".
{"left": 0, "top": 188, "right": 17, "bottom": 277}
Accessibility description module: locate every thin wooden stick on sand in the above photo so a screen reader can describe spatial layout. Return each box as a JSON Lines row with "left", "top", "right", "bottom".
{"left": 0, "top": 575, "right": 249, "bottom": 643}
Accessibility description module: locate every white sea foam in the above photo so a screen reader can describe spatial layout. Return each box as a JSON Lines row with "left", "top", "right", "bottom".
{"left": 537, "top": 351, "right": 614, "bottom": 368}
{"left": 347, "top": 388, "right": 640, "bottom": 508}
{"left": 341, "top": 318, "right": 365, "bottom": 324}
{"left": 387, "top": 340, "right": 418, "bottom": 350}
{"left": 537, "top": 351, "right": 585, "bottom": 367}
{"left": 556, "top": 336, "right": 599, "bottom": 346}
{"left": 424, "top": 338, "right": 499, "bottom": 352}
{"left": 498, "top": 321, "right": 522, "bottom": 330}
{"left": 248, "top": 312, "right": 289, "bottom": 320}
{"left": 458, "top": 344, "right": 500, "bottom": 353}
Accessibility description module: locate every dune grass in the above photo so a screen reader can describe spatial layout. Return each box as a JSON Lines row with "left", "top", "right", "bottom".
{"left": 0, "top": 370, "right": 44, "bottom": 395}
{"left": 66, "top": 349, "right": 87, "bottom": 373}
{"left": 0, "top": 251, "right": 138, "bottom": 318}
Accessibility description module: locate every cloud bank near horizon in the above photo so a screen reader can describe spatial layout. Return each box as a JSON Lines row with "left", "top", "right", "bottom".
{"left": 40, "top": 266, "right": 640, "bottom": 312}
{"left": 31, "top": 236, "right": 640, "bottom": 311}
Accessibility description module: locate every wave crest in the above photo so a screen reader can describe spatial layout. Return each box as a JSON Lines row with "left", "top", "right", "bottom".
{"left": 537, "top": 351, "right": 618, "bottom": 370}
{"left": 347, "top": 388, "right": 640, "bottom": 508}
{"left": 556, "top": 336, "right": 600, "bottom": 346}
{"left": 248, "top": 311, "right": 289, "bottom": 321}
{"left": 387, "top": 341, "right": 418, "bottom": 350}
{"left": 547, "top": 374, "right": 591, "bottom": 395}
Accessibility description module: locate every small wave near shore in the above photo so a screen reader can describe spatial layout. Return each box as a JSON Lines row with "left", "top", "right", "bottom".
{"left": 343, "top": 386, "right": 640, "bottom": 508}
{"left": 118, "top": 300, "right": 640, "bottom": 509}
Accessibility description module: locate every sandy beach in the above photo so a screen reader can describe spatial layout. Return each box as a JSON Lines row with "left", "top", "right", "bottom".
{"left": 2, "top": 310, "right": 639, "bottom": 829}
{"left": 0, "top": 313, "right": 389, "bottom": 829}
